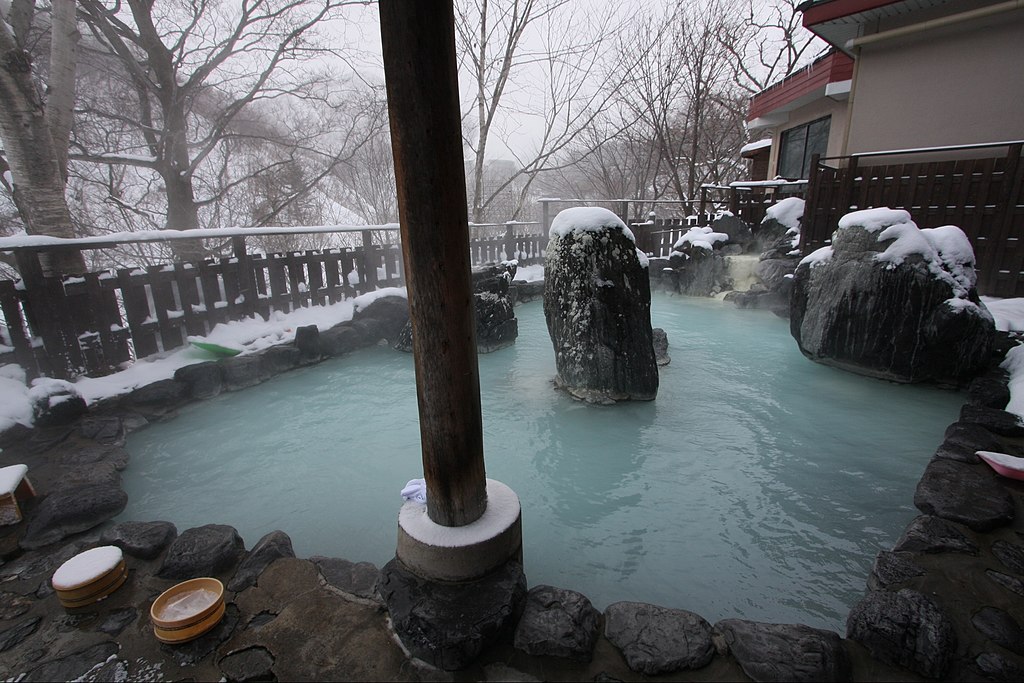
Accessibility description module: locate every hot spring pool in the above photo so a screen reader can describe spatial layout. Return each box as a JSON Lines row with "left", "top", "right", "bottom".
{"left": 120, "top": 293, "right": 963, "bottom": 631}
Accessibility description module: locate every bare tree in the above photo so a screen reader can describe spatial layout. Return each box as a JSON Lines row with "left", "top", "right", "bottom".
{"left": 73, "top": 0, "right": 373, "bottom": 259}
{"left": 0, "top": 0, "right": 85, "bottom": 273}
{"left": 455, "top": 0, "right": 633, "bottom": 223}
{"left": 719, "top": 0, "right": 824, "bottom": 96}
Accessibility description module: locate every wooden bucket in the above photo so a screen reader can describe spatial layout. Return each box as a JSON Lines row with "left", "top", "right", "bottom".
{"left": 51, "top": 546, "right": 128, "bottom": 610}
{"left": 150, "top": 577, "right": 225, "bottom": 644}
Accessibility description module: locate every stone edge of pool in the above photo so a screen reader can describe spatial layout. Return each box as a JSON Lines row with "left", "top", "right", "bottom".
{"left": 0, "top": 289, "right": 1022, "bottom": 681}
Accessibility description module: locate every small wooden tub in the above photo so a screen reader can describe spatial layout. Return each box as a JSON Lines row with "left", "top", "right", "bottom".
{"left": 51, "top": 546, "right": 128, "bottom": 610}
{"left": 150, "top": 577, "right": 225, "bottom": 644}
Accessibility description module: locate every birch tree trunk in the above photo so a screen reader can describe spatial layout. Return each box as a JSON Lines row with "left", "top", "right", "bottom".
{"left": 0, "top": 0, "right": 85, "bottom": 274}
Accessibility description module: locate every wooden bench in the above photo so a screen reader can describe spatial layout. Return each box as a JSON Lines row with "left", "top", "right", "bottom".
{"left": 0, "top": 464, "right": 36, "bottom": 526}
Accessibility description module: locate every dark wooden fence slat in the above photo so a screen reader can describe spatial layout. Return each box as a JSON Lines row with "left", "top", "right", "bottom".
{"left": 148, "top": 266, "right": 184, "bottom": 352}
{"left": 0, "top": 280, "right": 39, "bottom": 379}
{"left": 174, "top": 263, "right": 206, "bottom": 338}
{"left": 197, "top": 259, "right": 227, "bottom": 329}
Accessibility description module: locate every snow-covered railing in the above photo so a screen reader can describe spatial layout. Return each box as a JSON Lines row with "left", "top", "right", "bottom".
{"left": 803, "top": 141, "right": 1024, "bottom": 297}
{"left": 0, "top": 221, "right": 550, "bottom": 381}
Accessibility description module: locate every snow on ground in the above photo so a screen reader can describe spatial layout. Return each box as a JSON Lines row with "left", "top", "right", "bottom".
{"left": 0, "top": 288, "right": 405, "bottom": 432}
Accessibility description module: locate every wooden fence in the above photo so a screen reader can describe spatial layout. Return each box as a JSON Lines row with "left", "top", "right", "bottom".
{"left": 802, "top": 141, "right": 1024, "bottom": 297}
{"left": 0, "top": 223, "right": 546, "bottom": 380}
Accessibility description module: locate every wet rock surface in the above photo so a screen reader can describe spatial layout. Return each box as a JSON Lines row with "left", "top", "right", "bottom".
{"left": 713, "top": 619, "right": 850, "bottom": 682}
{"left": 604, "top": 601, "right": 714, "bottom": 674}
{"left": 846, "top": 588, "right": 956, "bottom": 679}
{"left": 158, "top": 524, "right": 246, "bottom": 579}
{"left": 514, "top": 585, "right": 601, "bottom": 662}
{"left": 867, "top": 551, "right": 925, "bottom": 591}
{"left": 893, "top": 515, "right": 979, "bottom": 554}
{"left": 101, "top": 520, "right": 177, "bottom": 560}
{"left": 379, "top": 557, "right": 527, "bottom": 670}
{"left": 914, "top": 458, "right": 1015, "bottom": 531}
{"left": 20, "top": 483, "right": 128, "bottom": 550}
{"left": 311, "top": 556, "right": 380, "bottom": 601}
{"left": 228, "top": 530, "right": 296, "bottom": 592}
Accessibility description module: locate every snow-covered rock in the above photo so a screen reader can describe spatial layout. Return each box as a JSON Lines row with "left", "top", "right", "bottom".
{"left": 790, "top": 208, "right": 995, "bottom": 384}
{"left": 543, "top": 207, "right": 658, "bottom": 403}
{"left": 666, "top": 227, "right": 732, "bottom": 297}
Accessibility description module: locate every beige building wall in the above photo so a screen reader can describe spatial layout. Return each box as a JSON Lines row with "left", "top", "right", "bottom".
{"left": 763, "top": 97, "right": 850, "bottom": 178}
{"left": 846, "top": 13, "right": 1024, "bottom": 155}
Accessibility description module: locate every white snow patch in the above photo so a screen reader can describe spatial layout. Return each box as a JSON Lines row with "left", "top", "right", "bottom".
{"left": 398, "top": 479, "right": 520, "bottom": 547}
{"left": 512, "top": 264, "right": 544, "bottom": 282}
{"left": 673, "top": 226, "right": 729, "bottom": 252}
{"left": 0, "top": 365, "right": 31, "bottom": 433}
{"left": 838, "top": 207, "right": 913, "bottom": 233}
{"left": 800, "top": 246, "right": 833, "bottom": 268}
{"left": 764, "top": 197, "right": 804, "bottom": 230}
{"left": 740, "top": 138, "right": 772, "bottom": 154}
{"left": 1001, "top": 344, "right": 1024, "bottom": 418}
{"left": 981, "top": 297, "right": 1024, "bottom": 333}
{"left": 51, "top": 546, "right": 123, "bottom": 590}
{"left": 635, "top": 249, "right": 649, "bottom": 268}
{"left": 549, "top": 207, "right": 635, "bottom": 244}
{"left": 0, "top": 464, "right": 28, "bottom": 496}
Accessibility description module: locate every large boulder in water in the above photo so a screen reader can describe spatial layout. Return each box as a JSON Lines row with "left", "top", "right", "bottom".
{"left": 790, "top": 208, "right": 995, "bottom": 384}
{"left": 543, "top": 207, "right": 658, "bottom": 403}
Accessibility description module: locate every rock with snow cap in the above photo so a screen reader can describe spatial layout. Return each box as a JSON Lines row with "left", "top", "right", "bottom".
{"left": 790, "top": 208, "right": 995, "bottom": 385}
{"left": 543, "top": 207, "right": 658, "bottom": 403}
{"left": 666, "top": 226, "right": 732, "bottom": 297}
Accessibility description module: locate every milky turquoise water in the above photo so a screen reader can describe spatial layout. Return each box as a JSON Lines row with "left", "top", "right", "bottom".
{"left": 120, "top": 293, "right": 963, "bottom": 631}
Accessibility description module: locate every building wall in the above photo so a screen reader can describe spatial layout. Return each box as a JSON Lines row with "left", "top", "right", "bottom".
{"left": 846, "top": 13, "right": 1024, "bottom": 154}
{"left": 764, "top": 96, "right": 850, "bottom": 178}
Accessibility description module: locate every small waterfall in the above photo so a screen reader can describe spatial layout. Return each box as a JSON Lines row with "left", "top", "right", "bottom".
{"left": 717, "top": 254, "right": 760, "bottom": 298}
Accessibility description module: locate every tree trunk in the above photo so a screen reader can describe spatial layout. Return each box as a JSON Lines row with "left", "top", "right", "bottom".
{"left": 0, "top": 19, "right": 85, "bottom": 275}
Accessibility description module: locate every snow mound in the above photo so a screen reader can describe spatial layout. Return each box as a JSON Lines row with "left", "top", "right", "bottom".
{"left": 672, "top": 226, "right": 729, "bottom": 252}
{"left": 764, "top": 197, "right": 804, "bottom": 230}
{"left": 838, "top": 207, "right": 914, "bottom": 232}
{"left": 549, "top": 207, "right": 635, "bottom": 243}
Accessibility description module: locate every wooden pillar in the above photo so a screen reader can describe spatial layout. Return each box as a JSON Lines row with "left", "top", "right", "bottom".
{"left": 380, "top": 0, "right": 487, "bottom": 528}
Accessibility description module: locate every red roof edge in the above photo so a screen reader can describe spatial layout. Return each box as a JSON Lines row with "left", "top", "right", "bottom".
{"left": 800, "top": 0, "right": 904, "bottom": 27}
{"left": 747, "top": 51, "right": 854, "bottom": 122}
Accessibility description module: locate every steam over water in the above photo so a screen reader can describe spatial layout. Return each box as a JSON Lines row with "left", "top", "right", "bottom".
{"left": 122, "top": 293, "right": 963, "bottom": 630}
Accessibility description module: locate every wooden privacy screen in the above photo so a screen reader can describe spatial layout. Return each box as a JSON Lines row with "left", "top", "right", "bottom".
{"left": 0, "top": 225, "right": 549, "bottom": 380}
{"left": 0, "top": 244, "right": 403, "bottom": 380}
{"left": 802, "top": 143, "right": 1024, "bottom": 297}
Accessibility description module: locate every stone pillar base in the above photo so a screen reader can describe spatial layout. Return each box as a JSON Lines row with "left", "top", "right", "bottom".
{"left": 396, "top": 479, "right": 522, "bottom": 582}
{"left": 378, "top": 557, "right": 527, "bottom": 670}
{"left": 382, "top": 479, "right": 526, "bottom": 670}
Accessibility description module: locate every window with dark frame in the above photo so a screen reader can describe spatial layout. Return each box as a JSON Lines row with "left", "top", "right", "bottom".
{"left": 778, "top": 116, "right": 831, "bottom": 180}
